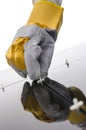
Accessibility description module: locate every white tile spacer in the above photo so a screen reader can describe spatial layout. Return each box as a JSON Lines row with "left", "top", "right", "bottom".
{"left": 37, "top": 77, "right": 45, "bottom": 85}
{"left": 70, "top": 98, "right": 84, "bottom": 111}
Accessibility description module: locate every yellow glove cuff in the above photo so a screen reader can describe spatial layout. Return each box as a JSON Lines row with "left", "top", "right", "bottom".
{"left": 27, "top": 0, "right": 64, "bottom": 32}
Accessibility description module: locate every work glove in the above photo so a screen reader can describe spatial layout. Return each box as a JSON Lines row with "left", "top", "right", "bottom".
{"left": 21, "top": 81, "right": 55, "bottom": 123}
{"left": 6, "top": 25, "right": 57, "bottom": 80}
{"left": 32, "top": 77, "right": 71, "bottom": 121}
{"left": 6, "top": 0, "right": 64, "bottom": 80}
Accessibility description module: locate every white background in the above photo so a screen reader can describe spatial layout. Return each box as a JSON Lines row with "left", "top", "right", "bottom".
{"left": 0, "top": 0, "right": 86, "bottom": 71}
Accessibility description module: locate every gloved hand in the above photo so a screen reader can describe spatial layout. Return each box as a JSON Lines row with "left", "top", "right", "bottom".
{"left": 6, "top": 25, "right": 57, "bottom": 80}
{"left": 5, "top": 0, "right": 64, "bottom": 80}
{"left": 21, "top": 80, "right": 55, "bottom": 122}
{"left": 32, "top": 77, "right": 71, "bottom": 121}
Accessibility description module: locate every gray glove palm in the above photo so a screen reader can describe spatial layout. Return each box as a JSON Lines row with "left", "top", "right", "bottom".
{"left": 24, "top": 25, "right": 57, "bottom": 80}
